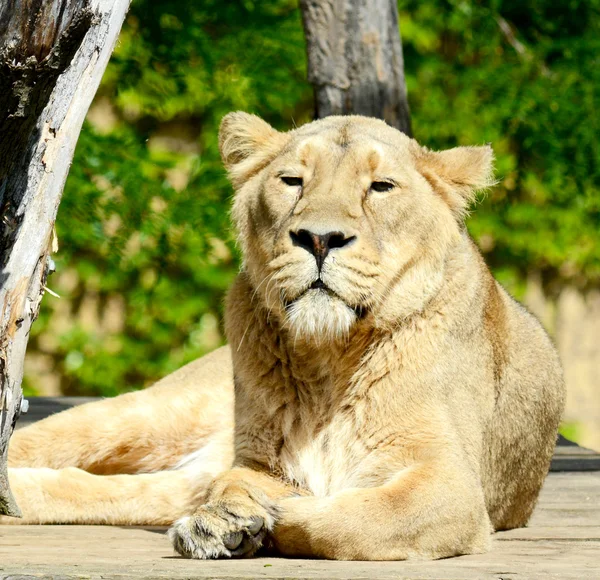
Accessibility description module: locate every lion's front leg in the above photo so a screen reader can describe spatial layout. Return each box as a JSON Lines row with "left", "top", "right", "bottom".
{"left": 168, "top": 467, "right": 300, "bottom": 559}
{"left": 272, "top": 460, "right": 492, "bottom": 561}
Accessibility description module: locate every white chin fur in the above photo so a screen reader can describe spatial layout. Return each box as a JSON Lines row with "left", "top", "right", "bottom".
{"left": 285, "top": 289, "right": 356, "bottom": 341}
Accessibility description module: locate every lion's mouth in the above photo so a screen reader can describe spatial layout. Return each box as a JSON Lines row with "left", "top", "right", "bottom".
{"left": 310, "top": 279, "right": 327, "bottom": 291}
{"left": 286, "top": 279, "right": 367, "bottom": 319}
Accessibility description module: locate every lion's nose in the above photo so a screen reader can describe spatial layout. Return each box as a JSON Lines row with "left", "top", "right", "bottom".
{"left": 290, "top": 229, "right": 356, "bottom": 270}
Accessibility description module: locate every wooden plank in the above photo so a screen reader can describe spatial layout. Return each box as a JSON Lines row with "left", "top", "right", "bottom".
{"left": 0, "top": 472, "right": 599, "bottom": 578}
{"left": 0, "top": 518, "right": 598, "bottom": 578}
{"left": 15, "top": 396, "right": 98, "bottom": 428}
{"left": 552, "top": 454, "right": 600, "bottom": 472}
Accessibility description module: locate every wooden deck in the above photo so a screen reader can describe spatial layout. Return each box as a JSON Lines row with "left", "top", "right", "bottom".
{"left": 1, "top": 397, "right": 599, "bottom": 579}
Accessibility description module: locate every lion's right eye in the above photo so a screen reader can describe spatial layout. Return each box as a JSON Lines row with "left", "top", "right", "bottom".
{"left": 370, "top": 181, "right": 395, "bottom": 193}
{"left": 281, "top": 176, "right": 303, "bottom": 187}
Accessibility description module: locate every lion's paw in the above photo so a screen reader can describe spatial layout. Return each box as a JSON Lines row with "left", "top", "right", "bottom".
{"left": 168, "top": 503, "right": 277, "bottom": 559}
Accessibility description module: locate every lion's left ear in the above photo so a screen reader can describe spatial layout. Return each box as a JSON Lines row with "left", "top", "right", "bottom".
{"left": 219, "top": 112, "right": 289, "bottom": 188}
{"left": 414, "top": 144, "right": 495, "bottom": 218}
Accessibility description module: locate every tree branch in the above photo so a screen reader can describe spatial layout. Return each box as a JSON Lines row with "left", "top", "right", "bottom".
{"left": 0, "top": 0, "right": 131, "bottom": 517}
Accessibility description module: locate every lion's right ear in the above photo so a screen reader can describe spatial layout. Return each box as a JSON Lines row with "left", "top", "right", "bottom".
{"left": 219, "top": 112, "right": 288, "bottom": 188}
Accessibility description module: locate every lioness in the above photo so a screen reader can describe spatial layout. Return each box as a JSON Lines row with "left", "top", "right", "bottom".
{"left": 5, "top": 113, "right": 564, "bottom": 561}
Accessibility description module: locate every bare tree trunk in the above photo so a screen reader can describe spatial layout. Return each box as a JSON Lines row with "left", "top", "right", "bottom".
{"left": 0, "top": 0, "right": 130, "bottom": 517}
{"left": 300, "top": 0, "right": 412, "bottom": 135}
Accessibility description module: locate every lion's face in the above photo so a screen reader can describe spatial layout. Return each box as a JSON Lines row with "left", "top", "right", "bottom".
{"left": 220, "top": 113, "right": 493, "bottom": 341}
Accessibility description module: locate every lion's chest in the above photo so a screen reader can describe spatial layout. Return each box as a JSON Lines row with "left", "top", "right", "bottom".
{"left": 235, "top": 347, "right": 407, "bottom": 496}
{"left": 275, "top": 413, "right": 389, "bottom": 497}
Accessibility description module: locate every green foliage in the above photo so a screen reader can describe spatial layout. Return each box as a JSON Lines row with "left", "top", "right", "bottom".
{"left": 27, "top": 0, "right": 312, "bottom": 396}
{"left": 559, "top": 421, "right": 582, "bottom": 443}
{"left": 26, "top": 0, "right": 600, "bottom": 397}
{"left": 399, "top": 0, "right": 600, "bottom": 288}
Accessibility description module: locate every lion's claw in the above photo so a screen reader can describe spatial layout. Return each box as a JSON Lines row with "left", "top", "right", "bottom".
{"left": 223, "top": 531, "right": 243, "bottom": 550}
{"left": 246, "top": 515, "right": 264, "bottom": 535}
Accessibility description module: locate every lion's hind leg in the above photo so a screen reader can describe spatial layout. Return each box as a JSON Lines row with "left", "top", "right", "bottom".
{"left": 9, "top": 347, "right": 234, "bottom": 475}
{"left": 4, "top": 347, "right": 234, "bottom": 525}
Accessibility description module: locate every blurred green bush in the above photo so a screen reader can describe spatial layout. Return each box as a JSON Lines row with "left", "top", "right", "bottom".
{"left": 24, "top": 0, "right": 600, "bottom": 397}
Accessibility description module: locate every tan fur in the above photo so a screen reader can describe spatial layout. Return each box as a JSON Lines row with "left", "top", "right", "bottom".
{"left": 5, "top": 347, "right": 234, "bottom": 525}
{"left": 3, "top": 114, "right": 564, "bottom": 562}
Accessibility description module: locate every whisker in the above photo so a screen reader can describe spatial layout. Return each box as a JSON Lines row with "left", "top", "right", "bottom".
{"left": 236, "top": 321, "right": 252, "bottom": 353}
{"left": 251, "top": 270, "right": 277, "bottom": 303}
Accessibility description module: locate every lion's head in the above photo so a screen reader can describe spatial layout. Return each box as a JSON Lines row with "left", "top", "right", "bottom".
{"left": 220, "top": 113, "right": 494, "bottom": 341}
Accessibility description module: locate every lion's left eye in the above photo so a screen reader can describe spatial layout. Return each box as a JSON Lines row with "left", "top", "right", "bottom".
{"left": 370, "top": 181, "right": 395, "bottom": 193}
{"left": 281, "top": 176, "right": 303, "bottom": 187}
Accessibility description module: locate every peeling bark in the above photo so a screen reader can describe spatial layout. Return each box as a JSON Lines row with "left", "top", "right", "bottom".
{"left": 0, "top": 0, "right": 131, "bottom": 517}
{"left": 300, "top": 0, "right": 412, "bottom": 135}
